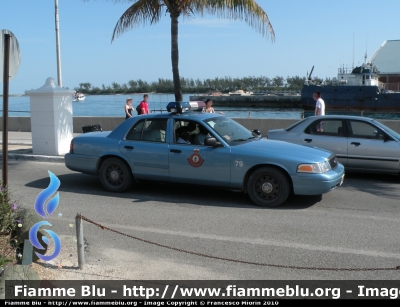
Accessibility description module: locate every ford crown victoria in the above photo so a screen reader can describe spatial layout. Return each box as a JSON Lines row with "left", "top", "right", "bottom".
{"left": 65, "top": 102, "right": 344, "bottom": 207}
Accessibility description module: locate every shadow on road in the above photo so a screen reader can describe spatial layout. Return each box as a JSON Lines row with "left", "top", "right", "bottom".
{"left": 25, "top": 173, "right": 322, "bottom": 210}
{"left": 341, "top": 172, "right": 400, "bottom": 200}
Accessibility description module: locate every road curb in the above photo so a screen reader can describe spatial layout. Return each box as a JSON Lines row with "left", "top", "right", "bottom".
{"left": 0, "top": 153, "right": 64, "bottom": 163}
{"left": 0, "top": 142, "right": 32, "bottom": 145}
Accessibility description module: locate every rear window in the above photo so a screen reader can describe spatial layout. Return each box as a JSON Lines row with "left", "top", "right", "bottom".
{"left": 285, "top": 118, "right": 308, "bottom": 131}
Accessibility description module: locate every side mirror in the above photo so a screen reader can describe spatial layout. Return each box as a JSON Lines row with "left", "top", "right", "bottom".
{"left": 204, "top": 137, "right": 221, "bottom": 147}
{"left": 383, "top": 134, "right": 391, "bottom": 142}
{"left": 252, "top": 129, "right": 262, "bottom": 137}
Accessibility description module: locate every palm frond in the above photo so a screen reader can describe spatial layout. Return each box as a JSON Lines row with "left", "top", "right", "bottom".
{"left": 111, "top": 0, "right": 164, "bottom": 41}
{"left": 202, "top": 0, "right": 275, "bottom": 41}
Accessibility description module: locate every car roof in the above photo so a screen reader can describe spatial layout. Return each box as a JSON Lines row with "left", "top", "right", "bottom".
{"left": 135, "top": 112, "right": 224, "bottom": 120}
{"left": 305, "top": 115, "right": 375, "bottom": 121}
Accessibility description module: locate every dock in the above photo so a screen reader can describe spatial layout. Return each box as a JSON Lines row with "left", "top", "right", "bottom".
{"left": 189, "top": 94, "right": 302, "bottom": 108}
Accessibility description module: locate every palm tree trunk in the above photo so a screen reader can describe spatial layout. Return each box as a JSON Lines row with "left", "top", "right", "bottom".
{"left": 170, "top": 12, "right": 183, "bottom": 102}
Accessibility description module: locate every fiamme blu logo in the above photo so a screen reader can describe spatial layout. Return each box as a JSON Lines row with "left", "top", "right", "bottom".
{"left": 29, "top": 171, "right": 62, "bottom": 261}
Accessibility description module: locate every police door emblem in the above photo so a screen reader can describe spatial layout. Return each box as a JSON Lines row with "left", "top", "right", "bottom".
{"left": 188, "top": 149, "right": 204, "bottom": 167}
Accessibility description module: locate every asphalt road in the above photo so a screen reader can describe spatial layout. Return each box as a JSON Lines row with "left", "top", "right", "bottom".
{"left": 5, "top": 160, "right": 400, "bottom": 280}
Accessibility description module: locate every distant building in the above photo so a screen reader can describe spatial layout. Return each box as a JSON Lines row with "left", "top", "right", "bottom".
{"left": 370, "top": 40, "right": 400, "bottom": 91}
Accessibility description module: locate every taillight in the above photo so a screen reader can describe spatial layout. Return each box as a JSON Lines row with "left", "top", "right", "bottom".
{"left": 70, "top": 140, "right": 74, "bottom": 153}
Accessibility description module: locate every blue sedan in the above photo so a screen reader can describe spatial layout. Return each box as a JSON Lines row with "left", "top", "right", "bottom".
{"left": 65, "top": 102, "right": 345, "bottom": 207}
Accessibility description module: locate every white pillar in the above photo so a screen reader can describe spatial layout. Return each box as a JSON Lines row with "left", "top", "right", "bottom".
{"left": 25, "top": 77, "right": 73, "bottom": 156}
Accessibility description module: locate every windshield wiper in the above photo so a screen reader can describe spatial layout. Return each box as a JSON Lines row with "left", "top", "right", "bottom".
{"left": 231, "top": 136, "right": 257, "bottom": 142}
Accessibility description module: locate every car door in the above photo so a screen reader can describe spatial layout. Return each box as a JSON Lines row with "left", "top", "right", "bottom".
{"left": 346, "top": 120, "right": 400, "bottom": 172}
{"left": 300, "top": 119, "right": 348, "bottom": 166}
{"left": 169, "top": 119, "right": 231, "bottom": 187}
{"left": 119, "top": 118, "right": 170, "bottom": 181}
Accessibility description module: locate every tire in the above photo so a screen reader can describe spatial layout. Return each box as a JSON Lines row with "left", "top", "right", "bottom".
{"left": 99, "top": 158, "right": 133, "bottom": 192}
{"left": 247, "top": 167, "right": 290, "bottom": 207}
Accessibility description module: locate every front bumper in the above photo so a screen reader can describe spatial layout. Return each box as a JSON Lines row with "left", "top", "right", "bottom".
{"left": 291, "top": 163, "right": 345, "bottom": 195}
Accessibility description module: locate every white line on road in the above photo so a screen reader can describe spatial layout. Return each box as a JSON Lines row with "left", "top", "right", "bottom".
{"left": 52, "top": 217, "right": 400, "bottom": 260}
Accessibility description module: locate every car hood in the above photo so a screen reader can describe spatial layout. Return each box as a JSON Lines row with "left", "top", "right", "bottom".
{"left": 233, "top": 138, "right": 333, "bottom": 161}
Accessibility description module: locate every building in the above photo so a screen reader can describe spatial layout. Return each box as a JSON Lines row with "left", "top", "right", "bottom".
{"left": 369, "top": 40, "right": 400, "bottom": 91}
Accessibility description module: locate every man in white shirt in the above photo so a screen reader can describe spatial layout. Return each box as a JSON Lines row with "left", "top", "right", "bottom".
{"left": 313, "top": 91, "right": 325, "bottom": 116}
{"left": 313, "top": 91, "right": 325, "bottom": 132}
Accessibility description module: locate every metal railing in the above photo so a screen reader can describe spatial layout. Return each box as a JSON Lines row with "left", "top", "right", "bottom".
{"left": 0, "top": 110, "right": 30, "bottom": 113}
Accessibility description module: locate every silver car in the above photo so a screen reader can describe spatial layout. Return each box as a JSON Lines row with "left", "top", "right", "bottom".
{"left": 268, "top": 115, "right": 400, "bottom": 174}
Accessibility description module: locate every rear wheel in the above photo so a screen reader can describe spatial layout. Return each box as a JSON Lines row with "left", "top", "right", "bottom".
{"left": 247, "top": 167, "right": 290, "bottom": 207}
{"left": 99, "top": 158, "right": 133, "bottom": 192}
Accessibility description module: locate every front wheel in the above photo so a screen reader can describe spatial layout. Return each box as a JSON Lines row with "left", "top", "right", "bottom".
{"left": 99, "top": 158, "right": 133, "bottom": 192}
{"left": 247, "top": 167, "right": 290, "bottom": 207}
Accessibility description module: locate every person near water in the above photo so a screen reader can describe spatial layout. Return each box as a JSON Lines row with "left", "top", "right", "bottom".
{"left": 139, "top": 94, "right": 149, "bottom": 115}
{"left": 313, "top": 91, "right": 325, "bottom": 116}
{"left": 125, "top": 98, "right": 133, "bottom": 120}
{"left": 313, "top": 91, "right": 325, "bottom": 132}
{"left": 205, "top": 99, "right": 224, "bottom": 115}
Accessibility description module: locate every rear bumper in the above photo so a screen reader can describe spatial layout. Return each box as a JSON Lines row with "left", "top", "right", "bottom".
{"left": 64, "top": 153, "right": 99, "bottom": 175}
{"left": 292, "top": 163, "right": 345, "bottom": 195}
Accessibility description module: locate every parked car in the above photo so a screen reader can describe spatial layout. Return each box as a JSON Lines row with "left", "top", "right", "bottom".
{"left": 268, "top": 115, "right": 400, "bottom": 174}
{"left": 65, "top": 102, "right": 344, "bottom": 207}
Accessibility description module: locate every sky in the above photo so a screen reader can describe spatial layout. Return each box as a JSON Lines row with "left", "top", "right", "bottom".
{"left": 1, "top": 0, "right": 399, "bottom": 94}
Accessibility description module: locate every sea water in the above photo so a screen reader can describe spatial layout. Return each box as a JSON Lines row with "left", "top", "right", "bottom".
{"left": 2, "top": 94, "right": 399, "bottom": 120}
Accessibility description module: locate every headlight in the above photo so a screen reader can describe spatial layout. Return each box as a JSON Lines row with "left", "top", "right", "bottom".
{"left": 297, "top": 161, "right": 331, "bottom": 173}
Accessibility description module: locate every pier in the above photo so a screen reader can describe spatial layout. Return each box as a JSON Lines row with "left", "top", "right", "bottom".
{"left": 189, "top": 94, "right": 302, "bottom": 108}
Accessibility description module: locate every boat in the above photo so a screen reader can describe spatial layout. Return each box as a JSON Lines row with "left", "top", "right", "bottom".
{"left": 228, "top": 89, "right": 253, "bottom": 96}
{"left": 301, "top": 59, "right": 400, "bottom": 111}
{"left": 73, "top": 92, "right": 85, "bottom": 102}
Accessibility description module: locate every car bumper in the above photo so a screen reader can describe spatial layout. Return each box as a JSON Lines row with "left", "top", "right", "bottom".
{"left": 291, "top": 163, "right": 345, "bottom": 195}
{"left": 65, "top": 153, "right": 99, "bottom": 175}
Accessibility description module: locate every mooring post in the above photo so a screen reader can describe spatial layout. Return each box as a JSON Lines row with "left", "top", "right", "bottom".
{"left": 75, "top": 213, "right": 85, "bottom": 269}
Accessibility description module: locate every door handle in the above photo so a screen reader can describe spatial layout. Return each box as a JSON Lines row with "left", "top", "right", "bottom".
{"left": 304, "top": 139, "right": 312, "bottom": 143}
{"left": 124, "top": 145, "right": 134, "bottom": 150}
{"left": 170, "top": 149, "right": 181, "bottom": 153}
{"left": 351, "top": 142, "right": 360, "bottom": 146}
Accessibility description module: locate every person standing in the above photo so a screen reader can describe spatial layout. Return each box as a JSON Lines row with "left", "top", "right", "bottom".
{"left": 139, "top": 94, "right": 149, "bottom": 115}
{"left": 313, "top": 91, "right": 325, "bottom": 116}
{"left": 313, "top": 91, "right": 325, "bottom": 132}
{"left": 125, "top": 98, "right": 133, "bottom": 120}
{"left": 205, "top": 99, "right": 215, "bottom": 113}
{"left": 205, "top": 99, "right": 224, "bottom": 115}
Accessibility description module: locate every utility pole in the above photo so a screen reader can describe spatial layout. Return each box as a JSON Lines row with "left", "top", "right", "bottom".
{"left": 55, "top": 0, "right": 62, "bottom": 87}
{"left": 2, "top": 34, "right": 10, "bottom": 188}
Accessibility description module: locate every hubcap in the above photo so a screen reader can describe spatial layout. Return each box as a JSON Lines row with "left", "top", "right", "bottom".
{"left": 106, "top": 164, "right": 124, "bottom": 186}
{"left": 110, "top": 170, "right": 119, "bottom": 181}
{"left": 255, "top": 175, "right": 280, "bottom": 200}
{"left": 261, "top": 182, "right": 273, "bottom": 194}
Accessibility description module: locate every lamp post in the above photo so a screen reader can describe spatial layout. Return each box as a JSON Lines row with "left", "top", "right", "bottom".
{"left": 55, "top": 0, "right": 62, "bottom": 87}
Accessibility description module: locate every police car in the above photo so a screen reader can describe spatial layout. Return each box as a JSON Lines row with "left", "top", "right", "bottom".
{"left": 65, "top": 101, "right": 345, "bottom": 207}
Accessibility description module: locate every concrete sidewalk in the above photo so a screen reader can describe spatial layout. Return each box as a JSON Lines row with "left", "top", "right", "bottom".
{"left": 0, "top": 132, "right": 81, "bottom": 163}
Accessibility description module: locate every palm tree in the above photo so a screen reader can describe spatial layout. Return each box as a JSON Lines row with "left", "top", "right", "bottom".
{"left": 90, "top": 0, "right": 275, "bottom": 101}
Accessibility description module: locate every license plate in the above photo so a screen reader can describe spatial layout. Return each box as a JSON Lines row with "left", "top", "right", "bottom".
{"left": 340, "top": 174, "right": 345, "bottom": 186}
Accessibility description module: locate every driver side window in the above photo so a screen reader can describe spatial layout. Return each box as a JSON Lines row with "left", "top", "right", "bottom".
{"left": 173, "top": 120, "right": 215, "bottom": 146}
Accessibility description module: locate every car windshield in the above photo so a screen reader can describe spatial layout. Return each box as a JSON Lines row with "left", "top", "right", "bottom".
{"left": 204, "top": 117, "right": 255, "bottom": 143}
{"left": 373, "top": 120, "right": 400, "bottom": 140}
